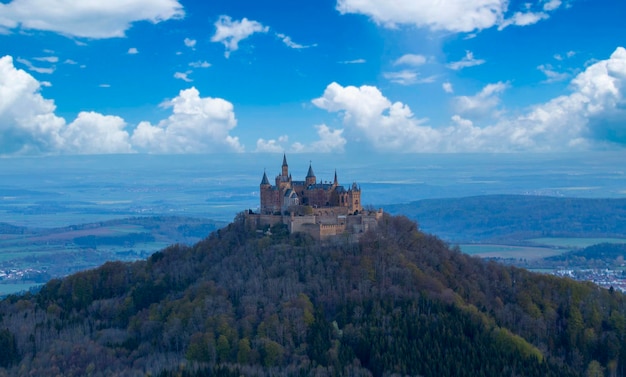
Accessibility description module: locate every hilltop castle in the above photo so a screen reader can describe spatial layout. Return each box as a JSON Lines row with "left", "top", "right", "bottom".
{"left": 259, "top": 154, "right": 362, "bottom": 215}
{"left": 247, "top": 155, "right": 382, "bottom": 240}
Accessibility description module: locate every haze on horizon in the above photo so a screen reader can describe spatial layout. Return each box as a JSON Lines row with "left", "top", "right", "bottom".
{"left": 1, "top": 0, "right": 625, "bottom": 157}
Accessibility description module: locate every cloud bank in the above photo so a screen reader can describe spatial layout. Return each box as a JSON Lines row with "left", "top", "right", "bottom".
{"left": 0, "top": 0, "right": 184, "bottom": 38}
{"left": 0, "top": 56, "right": 243, "bottom": 155}
{"left": 313, "top": 47, "right": 626, "bottom": 152}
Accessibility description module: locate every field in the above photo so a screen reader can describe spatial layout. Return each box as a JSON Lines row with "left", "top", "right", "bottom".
{"left": 527, "top": 237, "right": 626, "bottom": 248}
{"left": 459, "top": 244, "right": 567, "bottom": 260}
{"left": 0, "top": 216, "right": 224, "bottom": 296}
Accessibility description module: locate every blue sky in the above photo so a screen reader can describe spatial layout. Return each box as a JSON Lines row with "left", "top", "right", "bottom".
{"left": 1, "top": 0, "right": 625, "bottom": 155}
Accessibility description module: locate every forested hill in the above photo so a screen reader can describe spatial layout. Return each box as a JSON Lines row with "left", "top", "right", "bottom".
{"left": 384, "top": 195, "right": 626, "bottom": 242}
{"left": 1, "top": 214, "right": 625, "bottom": 376}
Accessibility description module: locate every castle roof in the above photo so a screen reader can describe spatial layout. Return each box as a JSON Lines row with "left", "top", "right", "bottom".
{"left": 282, "top": 153, "right": 288, "bottom": 167}
{"left": 306, "top": 163, "right": 315, "bottom": 178}
{"left": 260, "top": 171, "right": 270, "bottom": 185}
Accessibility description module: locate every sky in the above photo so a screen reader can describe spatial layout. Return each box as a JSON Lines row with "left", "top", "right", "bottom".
{"left": 1, "top": 0, "right": 626, "bottom": 156}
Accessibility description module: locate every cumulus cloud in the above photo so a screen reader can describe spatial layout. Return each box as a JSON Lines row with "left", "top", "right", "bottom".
{"left": 131, "top": 87, "right": 243, "bottom": 153}
{"left": 1, "top": 56, "right": 244, "bottom": 155}
{"left": 447, "top": 51, "right": 485, "bottom": 70}
{"left": 255, "top": 126, "right": 346, "bottom": 153}
{"left": 336, "top": 0, "right": 563, "bottom": 33}
{"left": 0, "top": 0, "right": 184, "bottom": 39}
{"left": 313, "top": 48, "right": 626, "bottom": 152}
{"left": 127, "top": 47, "right": 139, "bottom": 54}
{"left": 0, "top": 55, "right": 64, "bottom": 154}
{"left": 442, "top": 82, "right": 454, "bottom": 93}
{"left": 256, "top": 135, "right": 289, "bottom": 153}
{"left": 211, "top": 15, "right": 268, "bottom": 58}
{"left": 62, "top": 112, "right": 133, "bottom": 154}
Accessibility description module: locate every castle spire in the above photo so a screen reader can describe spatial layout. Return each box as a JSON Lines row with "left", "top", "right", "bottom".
{"left": 333, "top": 169, "right": 338, "bottom": 185}
{"left": 306, "top": 161, "right": 315, "bottom": 178}
{"left": 305, "top": 161, "right": 316, "bottom": 186}
{"left": 260, "top": 170, "right": 270, "bottom": 185}
{"left": 281, "top": 153, "right": 289, "bottom": 177}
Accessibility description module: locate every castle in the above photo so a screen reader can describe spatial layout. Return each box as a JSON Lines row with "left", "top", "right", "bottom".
{"left": 247, "top": 155, "right": 382, "bottom": 240}
{"left": 260, "top": 154, "right": 362, "bottom": 215}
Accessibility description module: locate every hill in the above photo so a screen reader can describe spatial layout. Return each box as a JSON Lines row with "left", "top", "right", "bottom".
{"left": 1, "top": 214, "right": 625, "bottom": 376}
{"left": 384, "top": 195, "right": 626, "bottom": 243}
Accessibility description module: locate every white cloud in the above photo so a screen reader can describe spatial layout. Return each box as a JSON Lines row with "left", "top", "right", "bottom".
{"left": 40, "top": 81, "right": 52, "bottom": 87}
{"left": 184, "top": 37, "right": 196, "bottom": 49}
{"left": 99, "top": 84, "right": 111, "bottom": 88}
{"left": 130, "top": 87, "right": 243, "bottom": 153}
{"left": 62, "top": 112, "right": 133, "bottom": 154}
{"left": 310, "top": 124, "right": 346, "bottom": 152}
{"left": 453, "top": 82, "right": 508, "bottom": 117}
{"left": 0, "top": 55, "right": 133, "bottom": 155}
{"left": 313, "top": 48, "right": 626, "bottom": 152}
{"left": 276, "top": 33, "right": 313, "bottom": 49}
{"left": 174, "top": 71, "right": 192, "bottom": 82}
{"left": 537, "top": 64, "right": 570, "bottom": 83}
{"left": 498, "top": 11, "right": 548, "bottom": 30}
{"left": 211, "top": 15, "right": 268, "bottom": 58}
{"left": 64, "top": 59, "right": 78, "bottom": 65}
{"left": 128, "top": 47, "right": 139, "bottom": 54}
{"left": 393, "top": 54, "right": 427, "bottom": 66}
{"left": 0, "top": 0, "right": 184, "bottom": 39}
{"left": 555, "top": 50, "right": 576, "bottom": 61}
{"left": 543, "top": 0, "right": 561, "bottom": 11}
{"left": 255, "top": 126, "right": 346, "bottom": 153}
{"left": 16, "top": 57, "right": 54, "bottom": 74}
{"left": 34, "top": 56, "right": 58, "bottom": 63}
{"left": 312, "top": 82, "right": 437, "bottom": 151}
{"left": 336, "top": 0, "right": 562, "bottom": 33}
{"left": 189, "top": 61, "right": 211, "bottom": 68}
{"left": 1, "top": 56, "right": 244, "bottom": 155}
{"left": 336, "top": 0, "right": 505, "bottom": 32}
{"left": 442, "top": 82, "right": 454, "bottom": 93}
{"left": 256, "top": 135, "right": 288, "bottom": 153}
{"left": 0, "top": 55, "right": 64, "bottom": 154}
{"left": 447, "top": 51, "right": 485, "bottom": 70}
{"left": 339, "top": 59, "right": 366, "bottom": 64}
{"left": 383, "top": 70, "right": 436, "bottom": 85}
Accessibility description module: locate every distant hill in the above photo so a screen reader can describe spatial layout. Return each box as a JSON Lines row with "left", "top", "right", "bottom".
{"left": 384, "top": 195, "right": 626, "bottom": 242}
{"left": 1, "top": 214, "right": 625, "bottom": 376}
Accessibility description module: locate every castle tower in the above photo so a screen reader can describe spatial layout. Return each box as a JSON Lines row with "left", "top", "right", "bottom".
{"left": 305, "top": 162, "right": 316, "bottom": 186}
{"left": 333, "top": 169, "right": 338, "bottom": 187}
{"left": 281, "top": 153, "right": 289, "bottom": 177}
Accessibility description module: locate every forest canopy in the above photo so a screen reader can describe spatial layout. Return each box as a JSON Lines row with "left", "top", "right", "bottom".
{"left": 0, "top": 214, "right": 624, "bottom": 376}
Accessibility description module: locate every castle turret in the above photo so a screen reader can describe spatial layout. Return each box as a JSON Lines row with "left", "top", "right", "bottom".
{"left": 260, "top": 171, "right": 270, "bottom": 187}
{"left": 333, "top": 169, "right": 338, "bottom": 186}
{"left": 306, "top": 162, "right": 316, "bottom": 186}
